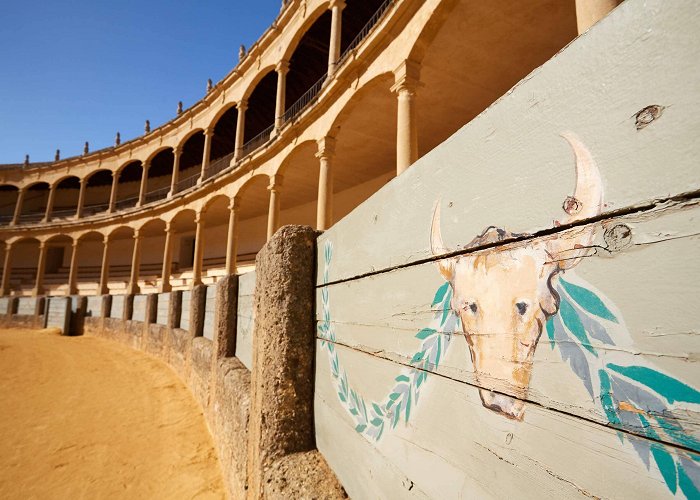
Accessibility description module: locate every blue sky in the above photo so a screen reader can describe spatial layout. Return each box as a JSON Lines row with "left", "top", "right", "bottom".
{"left": 0, "top": 0, "right": 281, "bottom": 163}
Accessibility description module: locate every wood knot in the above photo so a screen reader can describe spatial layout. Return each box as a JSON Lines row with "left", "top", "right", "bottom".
{"left": 563, "top": 196, "right": 582, "bottom": 216}
{"left": 635, "top": 105, "right": 665, "bottom": 130}
{"left": 604, "top": 224, "right": 633, "bottom": 252}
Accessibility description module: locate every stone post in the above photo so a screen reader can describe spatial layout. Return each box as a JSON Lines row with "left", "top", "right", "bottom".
{"left": 70, "top": 295, "right": 87, "bottom": 336}
{"left": 102, "top": 294, "right": 112, "bottom": 320}
{"left": 266, "top": 175, "right": 283, "bottom": 241}
{"left": 391, "top": 59, "right": 421, "bottom": 175}
{"left": 1, "top": 243, "right": 13, "bottom": 296}
{"left": 192, "top": 214, "right": 205, "bottom": 286}
{"left": 128, "top": 230, "right": 142, "bottom": 294}
{"left": 327, "top": 0, "right": 346, "bottom": 75}
{"left": 67, "top": 240, "right": 79, "bottom": 295}
{"left": 146, "top": 293, "right": 158, "bottom": 325}
{"left": 576, "top": 0, "right": 621, "bottom": 34}
{"left": 200, "top": 127, "right": 213, "bottom": 182}
{"left": 234, "top": 100, "right": 248, "bottom": 161}
{"left": 75, "top": 178, "right": 87, "bottom": 218}
{"left": 169, "top": 147, "right": 181, "bottom": 197}
{"left": 44, "top": 184, "right": 56, "bottom": 222}
{"left": 214, "top": 274, "right": 238, "bottom": 359}
{"left": 275, "top": 60, "right": 290, "bottom": 129}
{"left": 161, "top": 222, "right": 174, "bottom": 292}
{"left": 137, "top": 161, "right": 150, "bottom": 207}
{"left": 169, "top": 290, "right": 182, "bottom": 329}
{"left": 316, "top": 137, "right": 335, "bottom": 230}
{"left": 109, "top": 171, "right": 119, "bottom": 213}
{"left": 99, "top": 236, "right": 110, "bottom": 295}
{"left": 246, "top": 225, "right": 323, "bottom": 498}
{"left": 11, "top": 187, "right": 26, "bottom": 225}
{"left": 124, "top": 294, "right": 134, "bottom": 321}
{"left": 33, "top": 242, "right": 48, "bottom": 297}
{"left": 190, "top": 284, "right": 207, "bottom": 338}
{"left": 225, "top": 197, "right": 239, "bottom": 275}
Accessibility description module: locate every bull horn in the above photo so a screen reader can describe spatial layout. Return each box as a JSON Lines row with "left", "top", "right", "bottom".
{"left": 431, "top": 201, "right": 455, "bottom": 281}
{"left": 549, "top": 133, "right": 604, "bottom": 269}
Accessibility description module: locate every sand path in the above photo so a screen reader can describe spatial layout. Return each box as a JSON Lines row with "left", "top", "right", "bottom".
{"left": 0, "top": 328, "right": 225, "bottom": 499}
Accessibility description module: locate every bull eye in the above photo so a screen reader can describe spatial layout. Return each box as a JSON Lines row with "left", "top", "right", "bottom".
{"left": 516, "top": 302, "right": 528, "bottom": 316}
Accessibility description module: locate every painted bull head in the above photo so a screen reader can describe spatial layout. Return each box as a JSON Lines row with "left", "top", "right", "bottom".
{"left": 431, "top": 133, "right": 603, "bottom": 420}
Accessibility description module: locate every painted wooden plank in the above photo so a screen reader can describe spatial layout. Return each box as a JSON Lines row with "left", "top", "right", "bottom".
{"left": 45, "top": 297, "right": 70, "bottom": 334}
{"left": 202, "top": 285, "right": 217, "bottom": 340}
{"left": 318, "top": 0, "right": 700, "bottom": 284}
{"left": 180, "top": 290, "right": 191, "bottom": 332}
{"left": 317, "top": 201, "right": 700, "bottom": 455}
{"left": 156, "top": 292, "right": 170, "bottom": 326}
{"left": 315, "top": 341, "right": 698, "bottom": 499}
{"left": 132, "top": 295, "right": 147, "bottom": 322}
{"left": 86, "top": 295, "right": 102, "bottom": 318}
{"left": 110, "top": 295, "right": 124, "bottom": 319}
{"left": 235, "top": 271, "right": 256, "bottom": 370}
{"left": 16, "top": 297, "right": 36, "bottom": 316}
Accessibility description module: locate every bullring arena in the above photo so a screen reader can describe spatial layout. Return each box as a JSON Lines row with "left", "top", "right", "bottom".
{"left": 3, "top": 0, "right": 700, "bottom": 498}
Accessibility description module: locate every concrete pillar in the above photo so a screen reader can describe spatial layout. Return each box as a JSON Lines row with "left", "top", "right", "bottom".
{"left": 266, "top": 175, "right": 283, "bottom": 241}
{"left": 33, "top": 242, "right": 48, "bottom": 297}
{"left": 225, "top": 197, "right": 239, "bottom": 275}
{"left": 327, "top": 0, "right": 346, "bottom": 75}
{"left": 169, "top": 147, "right": 181, "bottom": 197}
{"left": 0, "top": 243, "right": 12, "bottom": 296}
{"left": 391, "top": 60, "right": 421, "bottom": 175}
{"left": 67, "top": 240, "right": 79, "bottom": 295}
{"left": 576, "top": 0, "right": 621, "bottom": 34}
{"left": 192, "top": 214, "right": 205, "bottom": 286}
{"left": 75, "top": 178, "right": 87, "bottom": 218}
{"left": 128, "top": 230, "right": 142, "bottom": 294}
{"left": 43, "top": 184, "right": 56, "bottom": 222}
{"left": 234, "top": 100, "right": 248, "bottom": 161}
{"left": 99, "top": 236, "right": 110, "bottom": 295}
{"left": 275, "top": 60, "right": 290, "bottom": 129}
{"left": 137, "top": 161, "right": 150, "bottom": 207}
{"left": 161, "top": 223, "right": 173, "bottom": 292}
{"left": 11, "top": 188, "right": 26, "bottom": 225}
{"left": 109, "top": 171, "right": 119, "bottom": 213}
{"left": 200, "top": 128, "right": 213, "bottom": 182}
{"left": 316, "top": 137, "right": 335, "bottom": 230}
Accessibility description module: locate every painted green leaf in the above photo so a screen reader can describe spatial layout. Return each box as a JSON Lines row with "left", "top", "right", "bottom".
{"left": 560, "top": 297, "right": 597, "bottom": 356}
{"left": 411, "top": 352, "right": 424, "bottom": 363}
{"left": 599, "top": 369, "right": 620, "bottom": 425}
{"left": 679, "top": 464, "right": 700, "bottom": 500}
{"left": 607, "top": 364, "right": 700, "bottom": 404}
{"left": 355, "top": 424, "right": 367, "bottom": 433}
{"left": 392, "top": 406, "right": 401, "bottom": 428}
{"left": 338, "top": 392, "right": 346, "bottom": 403}
{"left": 432, "top": 282, "right": 450, "bottom": 307}
{"left": 560, "top": 278, "right": 618, "bottom": 323}
{"left": 371, "top": 402, "right": 383, "bottom": 417}
{"left": 350, "top": 408, "right": 358, "bottom": 416}
{"left": 395, "top": 375, "right": 410, "bottom": 383}
{"left": 370, "top": 418, "right": 383, "bottom": 426}
{"left": 405, "top": 389, "right": 412, "bottom": 421}
{"left": 416, "top": 328, "right": 436, "bottom": 340}
{"left": 546, "top": 318, "right": 555, "bottom": 350}
{"left": 651, "top": 443, "right": 678, "bottom": 494}
{"left": 654, "top": 416, "right": 700, "bottom": 452}
{"left": 388, "top": 392, "right": 400, "bottom": 401}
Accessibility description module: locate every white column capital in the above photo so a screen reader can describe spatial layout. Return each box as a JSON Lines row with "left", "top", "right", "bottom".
{"left": 204, "top": 126, "right": 214, "bottom": 138}
{"left": 237, "top": 99, "right": 249, "bottom": 112}
{"left": 329, "top": 0, "right": 346, "bottom": 11}
{"left": 316, "top": 136, "right": 336, "bottom": 160}
{"left": 229, "top": 196, "right": 240, "bottom": 211}
{"left": 268, "top": 174, "right": 284, "bottom": 191}
{"left": 276, "top": 60, "right": 290, "bottom": 75}
{"left": 391, "top": 59, "right": 423, "bottom": 95}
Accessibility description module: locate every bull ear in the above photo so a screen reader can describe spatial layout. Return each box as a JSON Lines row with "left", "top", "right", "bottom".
{"left": 431, "top": 201, "right": 456, "bottom": 281}
{"left": 548, "top": 133, "right": 604, "bottom": 270}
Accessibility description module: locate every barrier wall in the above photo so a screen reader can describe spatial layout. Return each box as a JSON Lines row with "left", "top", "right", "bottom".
{"left": 236, "top": 271, "right": 256, "bottom": 370}
{"left": 181, "top": 290, "right": 191, "bottom": 332}
{"left": 315, "top": 1, "right": 700, "bottom": 498}
{"left": 110, "top": 295, "right": 124, "bottom": 319}
{"left": 156, "top": 292, "right": 170, "bottom": 326}
{"left": 203, "top": 285, "right": 216, "bottom": 341}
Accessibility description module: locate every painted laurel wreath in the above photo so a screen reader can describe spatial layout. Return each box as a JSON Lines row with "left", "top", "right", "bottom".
{"left": 319, "top": 240, "right": 700, "bottom": 498}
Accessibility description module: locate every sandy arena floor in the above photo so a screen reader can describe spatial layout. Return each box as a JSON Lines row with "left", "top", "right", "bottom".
{"left": 0, "top": 328, "right": 225, "bottom": 499}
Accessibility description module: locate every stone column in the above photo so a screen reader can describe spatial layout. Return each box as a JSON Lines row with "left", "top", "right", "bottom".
{"left": 192, "top": 214, "right": 205, "bottom": 286}
{"left": 137, "top": 161, "right": 150, "bottom": 207}
{"left": 75, "top": 178, "right": 87, "bottom": 218}
{"left": 161, "top": 222, "right": 174, "bottom": 292}
{"left": 275, "top": 60, "right": 290, "bottom": 129}
{"left": 43, "top": 184, "right": 57, "bottom": 222}
{"left": 266, "top": 175, "right": 283, "bottom": 241}
{"left": 391, "top": 60, "right": 421, "bottom": 175}
{"left": 225, "top": 197, "right": 239, "bottom": 275}
{"left": 576, "top": 0, "right": 621, "bottom": 34}
{"left": 0, "top": 243, "right": 12, "bottom": 296}
{"left": 67, "top": 240, "right": 79, "bottom": 295}
{"left": 327, "top": 0, "right": 346, "bottom": 75}
{"left": 169, "top": 147, "right": 181, "bottom": 197}
{"left": 234, "top": 100, "right": 248, "bottom": 161}
{"left": 33, "top": 241, "right": 48, "bottom": 297}
{"left": 200, "top": 127, "right": 213, "bottom": 182}
{"left": 316, "top": 137, "right": 335, "bottom": 230}
{"left": 99, "top": 236, "right": 110, "bottom": 295}
{"left": 11, "top": 187, "right": 26, "bottom": 225}
{"left": 128, "top": 230, "right": 142, "bottom": 294}
{"left": 108, "top": 171, "right": 119, "bottom": 213}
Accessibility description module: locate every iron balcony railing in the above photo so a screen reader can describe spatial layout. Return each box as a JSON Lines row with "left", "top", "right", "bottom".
{"left": 18, "top": 212, "right": 44, "bottom": 223}
{"left": 337, "top": 0, "right": 395, "bottom": 67}
{"left": 282, "top": 73, "right": 328, "bottom": 125}
{"left": 176, "top": 171, "right": 200, "bottom": 193}
{"left": 144, "top": 186, "right": 169, "bottom": 205}
{"left": 0, "top": 214, "right": 13, "bottom": 225}
{"left": 114, "top": 196, "right": 138, "bottom": 211}
{"left": 82, "top": 203, "right": 110, "bottom": 216}
{"left": 205, "top": 152, "right": 235, "bottom": 180}
{"left": 241, "top": 124, "right": 275, "bottom": 157}
{"left": 51, "top": 208, "right": 78, "bottom": 219}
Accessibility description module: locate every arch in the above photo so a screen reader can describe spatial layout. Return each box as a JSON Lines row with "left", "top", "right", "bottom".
{"left": 241, "top": 64, "right": 278, "bottom": 102}
{"left": 19, "top": 182, "right": 50, "bottom": 223}
{"left": 5, "top": 237, "right": 40, "bottom": 295}
{"left": 207, "top": 102, "right": 239, "bottom": 132}
{"left": 0, "top": 185, "right": 19, "bottom": 223}
{"left": 280, "top": 2, "right": 331, "bottom": 62}
{"left": 144, "top": 147, "right": 174, "bottom": 204}
{"left": 138, "top": 217, "right": 167, "bottom": 234}
{"left": 74, "top": 231, "right": 105, "bottom": 293}
{"left": 107, "top": 225, "right": 135, "bottom": 240}
{"left": 104, "top": 226, "right": 136, "bottom": 294}
{"left": 235, "top": 174, "right": 271, "bottom": 269}
{"left": 208, "top": 106, "right": 238, "bottom": 173}
{"left": 175, "top": 127, "right": 205, "bottom": 153}
{"left": 115, "top": 161, "right": 143, "bottom": 211}
{"left": 83, "top": 169, "right": 113, "bottom": 216}
{"left": 175, "top": 131, "right": 205, "bottom": 193}
{"left": 201, "top": 193, "right": 231, "bottom": 214}
{"left": 242, "top": 69, "right": 278, "bottom": 151}
{"left": 51, "top": 175, "right": 81, "bottom": 221}
{"left": 200, "top": 194, "right": 231, "bottom": 275}
{"left": 77, "top": 230, "right": 105, "bottom": 242}
{"left": 275, "top": 140, "right": 319, "bottom": 228}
